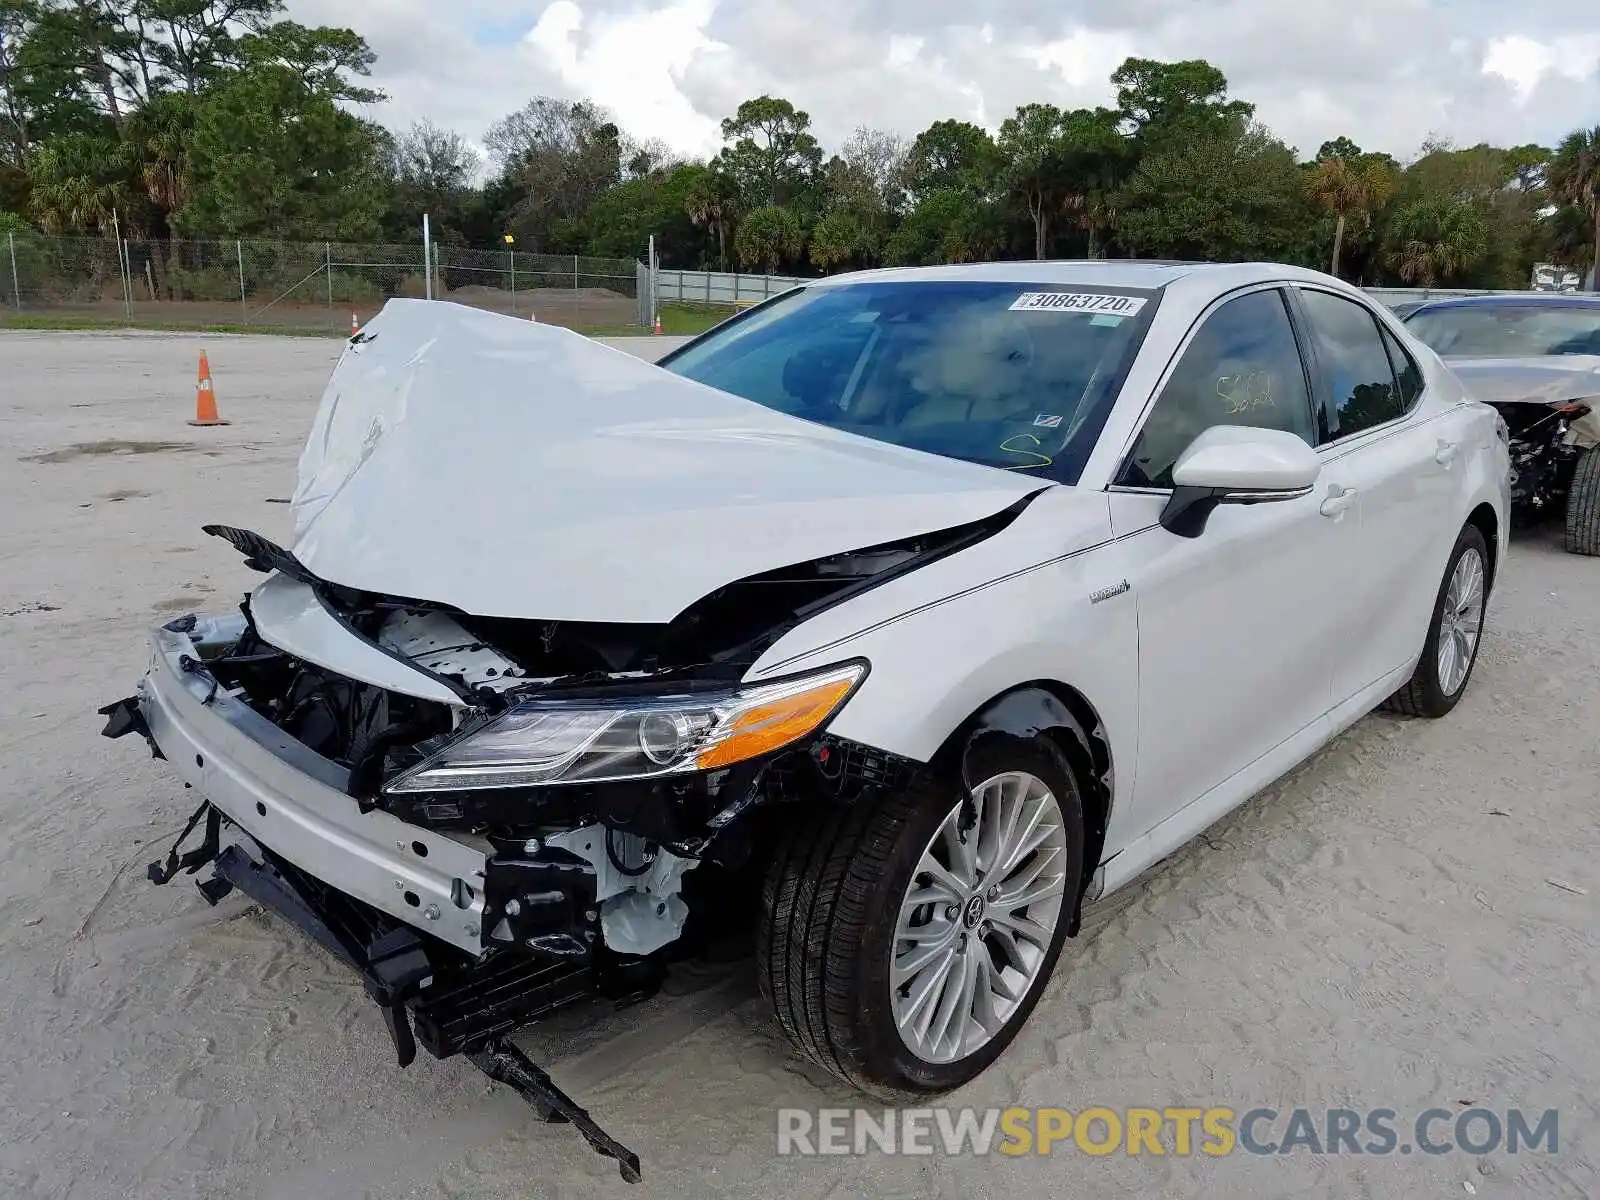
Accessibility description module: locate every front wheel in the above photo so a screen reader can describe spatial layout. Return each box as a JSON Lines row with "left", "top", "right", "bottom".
{"left": 757, "top": 737, "right": 1085, "bottom": 1096}
{"left": 1565, "top": 445, "right": 1600, "bottom": 556}
{"left": 1382, "top": 523, "right": 1489, "bottom": 718}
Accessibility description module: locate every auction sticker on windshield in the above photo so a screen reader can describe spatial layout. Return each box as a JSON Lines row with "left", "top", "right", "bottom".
{"left": 1009, "top": 292, "right": 1148, "bottom": 315}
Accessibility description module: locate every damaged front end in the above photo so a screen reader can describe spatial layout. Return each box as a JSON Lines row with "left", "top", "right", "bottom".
{"left": 190, "top": 512, "right": 996, "bottom": 913}
{"left": 1445, "top": 356, "right": 1600, "bottom": 521}
{"left": 1494, "top": 399, "right": 1595, "bottom": 518}
{"left": 99, "top": 504, "right": 1013, "bottom": 1178}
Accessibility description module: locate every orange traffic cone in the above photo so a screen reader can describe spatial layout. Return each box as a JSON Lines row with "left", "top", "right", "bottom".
{"left": 188, "top": 350, "right": 228, "bottom": 427}
{"left": 652, "top": 313, "right": 663, "bottom": 335}
{"left": 351, "top": 312, "right": 360, "bottom": 336}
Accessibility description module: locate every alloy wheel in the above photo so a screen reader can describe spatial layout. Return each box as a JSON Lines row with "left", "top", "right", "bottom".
{"left": 1436, "top": 546, "right": 1485, "bottom": 696}
{"left": 889, "top": 771, "right": 1070, "bottom": 1065}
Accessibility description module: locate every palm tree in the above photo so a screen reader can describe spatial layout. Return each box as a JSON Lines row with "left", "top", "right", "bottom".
{"left": 1385, "top": 198, "right": 1488, "bottom": 287}
{"left": 27, "top": 134, "right": 137, "bottom": 235}
{"left": 1058, "top": 107, "right": 1125, "bottom": 259}
{"left": 1305, "top": 155, "right": 1395, "bottom": 278}
{"left": 1544, "top": 203, "right": 1592, "bottom": 274}
{"left": 128, "top": 95, "right": 197, "bottom": 221}
{"left": 734, "top": 204, "right": 802, "bottom": 274}
{"left": 1548, "top": 126, "right": 1600, "bottom": 291}
{"left": 685, "top": 167, "right": 740, "bottom": 271}
{"left": 809, "top": 209, "right": 864, "bottom": 273}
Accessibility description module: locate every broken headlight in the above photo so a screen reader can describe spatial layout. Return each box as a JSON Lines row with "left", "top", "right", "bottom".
{"left": 382, "top": 662, "right": 866, "bottom": 793}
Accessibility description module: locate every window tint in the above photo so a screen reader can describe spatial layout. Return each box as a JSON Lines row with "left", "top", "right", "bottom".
{"left": 1298, "top": 289, "right": 1405, "bottom": 441}
{"left": 1380, "top": 324, "right": 1423, "bottom": 408}
{"left": 1118, "top": 289, "right": 1314, "bottom": 488}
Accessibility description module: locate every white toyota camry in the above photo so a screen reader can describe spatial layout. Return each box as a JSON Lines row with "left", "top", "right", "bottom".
{"left": 103, "top": 261, "right": 1509, "bottom": 1179}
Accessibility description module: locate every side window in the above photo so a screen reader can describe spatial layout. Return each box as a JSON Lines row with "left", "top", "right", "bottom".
{"left": 1117, "top": 289, "right": 1315, "bottom": 488}
{"left": 1297, "top": 289, "right": 1405, "bottom": 441}
{"left": 1380, "top": 324, "right": 1423, "bottom": 408}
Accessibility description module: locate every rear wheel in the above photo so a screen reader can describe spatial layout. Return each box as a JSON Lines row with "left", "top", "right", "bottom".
{"left": 1565, "top": 445, "right": 1600, "bottom": 556}
{"left": 758, "top": 737, "right": 1085, "bottom": 1096}
{"left": 1382, "top": 523, "right": 1489, "bottom": 718}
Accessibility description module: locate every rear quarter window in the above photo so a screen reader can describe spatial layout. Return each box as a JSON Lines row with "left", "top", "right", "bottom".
{"left": 1380, "top": 324, "right": 1423, "bottom": 409}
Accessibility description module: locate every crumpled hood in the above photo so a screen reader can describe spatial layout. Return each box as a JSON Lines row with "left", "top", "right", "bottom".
{"left": 1443, "top": 354, "right": 1600, "bottom": 406}
{"left": 289, "top": 299, "right": 1042, "bottom": 622}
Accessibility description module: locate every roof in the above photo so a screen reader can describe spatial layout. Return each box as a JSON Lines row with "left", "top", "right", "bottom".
{"left": 808, "top": 260, "right": 1338, "bottom": 292}
{"left": 1408, "top": 293, "right": 1600, "bottom": 312}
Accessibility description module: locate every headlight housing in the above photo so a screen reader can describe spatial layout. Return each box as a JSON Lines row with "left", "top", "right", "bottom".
{"left": 383, "top": 661, "right": 866, "bottom": 794}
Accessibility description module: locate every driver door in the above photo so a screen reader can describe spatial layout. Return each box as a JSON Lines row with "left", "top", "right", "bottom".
{"left": 1105, "top": 286, "right": 1347, "bottom": 843}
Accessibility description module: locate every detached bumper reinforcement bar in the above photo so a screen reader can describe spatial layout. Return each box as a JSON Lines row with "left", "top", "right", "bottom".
{"left": 469, "top": 1039, "right": 643, "bottom": 1183}
{"left": 145, "top": 802, "right": 643, "bottom": 1184}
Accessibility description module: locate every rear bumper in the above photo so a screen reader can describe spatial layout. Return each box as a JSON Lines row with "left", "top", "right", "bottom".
{"left": 133, "top": 614, "right": 490, "bottom": 956}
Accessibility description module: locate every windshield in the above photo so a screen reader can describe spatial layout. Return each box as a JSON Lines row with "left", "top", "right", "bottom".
{"left": 1404, "top": 304, "right": 1600, "bottom": 358}
{"left": 657, "top": 280, "right": 1158, "bottom": 484}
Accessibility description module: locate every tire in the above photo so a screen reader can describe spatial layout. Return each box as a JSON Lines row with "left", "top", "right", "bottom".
{"left": 757, "top": 734, "right": 1085, "bottom": 1098}
{"left": 1565, "top": 445, "right": 1600, "bottom": 557}
{"left": 1382, "top": 523, "right": 1490, "bottom": 718}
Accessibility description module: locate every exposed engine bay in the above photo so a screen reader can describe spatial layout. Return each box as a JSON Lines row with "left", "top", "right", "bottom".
{"left": 185, "top": 514, "right": 1007, "bottom": 967}
{"left": 1496, "top": 400, "right": 1592, "bottom": 518}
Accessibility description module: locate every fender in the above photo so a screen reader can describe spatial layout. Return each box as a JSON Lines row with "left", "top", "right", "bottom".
{"left": 950, "top": 685, "right": 1109, "bottom": 938}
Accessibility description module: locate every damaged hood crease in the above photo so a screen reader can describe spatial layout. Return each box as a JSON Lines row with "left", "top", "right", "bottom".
{"left": 288, "top": 300, "right": 1045, "bottom": 624}
{"left": 1447, "top": 354, "right": 1600, "bottom": 406}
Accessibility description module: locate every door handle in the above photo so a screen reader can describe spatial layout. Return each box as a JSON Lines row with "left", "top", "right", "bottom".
{"left": 1435, "top": 438, "right": 1460, "bottom": 466}
{"left": 1319, "top": 485, "right": 1358, "bottom": 518}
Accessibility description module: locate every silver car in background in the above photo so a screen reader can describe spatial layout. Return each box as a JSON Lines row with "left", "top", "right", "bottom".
{"left": 1403, "top": 294, "right": 1600, "bottom": 555}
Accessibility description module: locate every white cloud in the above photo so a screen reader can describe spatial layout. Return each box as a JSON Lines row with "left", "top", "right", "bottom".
{"left": 1028, "top": 29, "right": 1137, "bottom": 91}
{"left": 527, "top": 0, "right": 583, "bottom": 59}
{"left": 524, "top": 0, "right": 723, "bottom": 154}
{"left": 283, "top": 0, "right": 1600, "bottom": 163}
{"left": 886, "top": 35, "right": 923, "bottom": 70}
{"left": 1484, "top": 33, "right": 1600, "bottom": 100}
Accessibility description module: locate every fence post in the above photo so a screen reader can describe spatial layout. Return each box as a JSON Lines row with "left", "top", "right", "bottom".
{"left": 422, "top": 214, "right": 433, "bottom": 301}
{"left": 325, "top": 241, "right": 332, "bottom": 308}
{"left": 573, "top": 253, "right": 579, "bottom": 292}
{"left": 120, "top": 238, "right": 133, "bottom": 318}
{"left": 733, "top": 273, "right": 740, "bottom": 305}
{"left": 509, "top": 248, "right": 516, "bottom": 315}
{"left": 705, "top": 270, "right": 710, "bottom": 305}
{"left": 111, "top": 209, "right": 128, "bottom": 318}
{"left": 8, "top": 232, "right": 18, "bottom": 310}
{"left": 236, "top": 240, "right": 246, "bottom": 320}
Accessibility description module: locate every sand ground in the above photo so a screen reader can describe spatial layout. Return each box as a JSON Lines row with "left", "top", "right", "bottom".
{"left": 0, "top": 328, "right": 1596, "bottom": 1200}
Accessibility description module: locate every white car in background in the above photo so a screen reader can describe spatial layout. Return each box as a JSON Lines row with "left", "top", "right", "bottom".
{"left": 103, "top": 262, "right": 1509, "bottom": 1180}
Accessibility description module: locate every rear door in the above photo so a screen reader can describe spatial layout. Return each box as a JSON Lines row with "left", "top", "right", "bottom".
{"left": 1287, "top": 285, "right": 1469, "bottom": 708}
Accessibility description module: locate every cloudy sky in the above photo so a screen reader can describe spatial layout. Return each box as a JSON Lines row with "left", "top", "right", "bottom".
{"left": 284, "top": 0, "right": 1599, "bottom": 163}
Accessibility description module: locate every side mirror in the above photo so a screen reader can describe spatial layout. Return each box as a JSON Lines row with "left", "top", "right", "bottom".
{"left": 1160, "top": 425, "right": 1321, "bottom": 538}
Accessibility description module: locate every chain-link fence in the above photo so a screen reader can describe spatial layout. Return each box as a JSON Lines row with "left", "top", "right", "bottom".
{"left": 11, "top": 235, "right": 1562, "bottom": 335}
{"left": 1, "top": 233, "right": 641, "bottom": 331}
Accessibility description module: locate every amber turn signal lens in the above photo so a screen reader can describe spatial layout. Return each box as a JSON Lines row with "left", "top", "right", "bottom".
{"left": 695, "top": 675, "right": 858, "bottom": 769}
